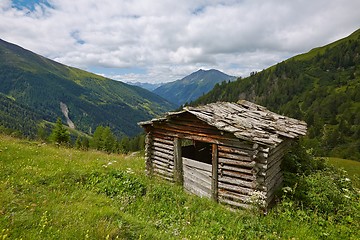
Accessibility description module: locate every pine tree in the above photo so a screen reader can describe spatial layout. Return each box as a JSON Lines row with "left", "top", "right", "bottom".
{"left": 50, "top": 117, "right": 70, "bottom": 145}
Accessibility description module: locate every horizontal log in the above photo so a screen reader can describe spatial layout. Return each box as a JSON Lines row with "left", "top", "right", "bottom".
{"left": 218, "top": 163, "right": 254, "bottom": 175}
{"left": 218, "top": 175, "right": 256, "bottom": 188}
{"left": 218, "top": 157, "right": 255, "bottom": 168}
{"left": 153, "top": 136, "right": 174, "bottom": 145}
{"left": 218, "top": 197, "right": 251, "bottom": 209}
{"left": 255, "top": 162, "right": 267, "bottom": 170}
{"left": 152, "top": 131, "right": 174, "bottom": 140}
{"left": 153, "top": 160, "right": 173, "bottom": 170}
{"left": 219, "top": 169, "right": 256, "bottom": 181}
{"left": 153, "top": 167, "right": 173, "bottom": 177}
{"left": 153, "top": 155, "right": 174, "bottom": 165}
{"left": 218, "top": 144, "right": 255, "bottom": 154}
{"left": 258, "top": 146, "right": 270, "bottom": 153}
{"left": 218, "top": 182, "right": 253, "bottom": 196}
{"left": 218, "top": 189, "right": 250, "bottom": 202}
{"left": 152, "top": 146, "right": 173, "bottom": 156}
{"left": 265, "top": 162, "right": 282, "bottom": 182}
{"left": 183, "top": 157, "right": 212, "bottom": 173}
{"left": 153, "top": 141, "right": 174, "bottom": 151}
{"left": 154, "top": 172, "right": 174, "bottom": 182}
{"left": 152, "top": 150, "right": 173, "bottom": 161}
{"left": 218, "top": 151, "right": 253, "bottom": 162}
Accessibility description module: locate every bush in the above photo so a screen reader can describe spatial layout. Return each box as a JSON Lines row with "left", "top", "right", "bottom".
{"left": 292, "top": 169, "right": 358, "bottom": 214}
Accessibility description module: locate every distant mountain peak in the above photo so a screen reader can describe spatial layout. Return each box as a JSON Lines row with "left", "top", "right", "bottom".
{"left": 152, "top": 69, "right": 237, "bottom": 106}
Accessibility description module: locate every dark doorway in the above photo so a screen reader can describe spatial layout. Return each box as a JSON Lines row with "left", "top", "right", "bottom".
{"left": 181, "top": 139, "right": 212, "bottom": 164}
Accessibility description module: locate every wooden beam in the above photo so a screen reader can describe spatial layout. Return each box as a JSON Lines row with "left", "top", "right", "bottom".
{"left": 218, "top": 157, "right": 255, "bottom": 168}
{"left": 212, "top": 144, "right": 218, "bottom": 202}
{"left": 173, "top": 137, "right": 183, "bottom": 185}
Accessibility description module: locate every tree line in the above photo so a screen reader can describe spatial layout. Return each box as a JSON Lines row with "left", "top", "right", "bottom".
{"left": 35, "top": 117, "right": 145, "bottom": 154}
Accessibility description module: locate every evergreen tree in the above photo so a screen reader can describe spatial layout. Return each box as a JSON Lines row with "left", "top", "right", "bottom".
{"left": 50, "top": 117, "right": 70, "bottom": 145}
{"left": 91, "top": 126, "right": 104, "bottom": 150}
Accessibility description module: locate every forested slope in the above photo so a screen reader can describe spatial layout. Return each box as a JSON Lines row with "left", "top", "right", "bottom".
{"left": 195, "top": 29, "right": 360, "bottom": 160}
{"left": 0, "top": 39, "right": 175, "bottom": 137}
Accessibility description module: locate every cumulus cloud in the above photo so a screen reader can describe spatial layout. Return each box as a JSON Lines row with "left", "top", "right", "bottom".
{"left": 1, "top": 0, "right": 360, "bottom": 83}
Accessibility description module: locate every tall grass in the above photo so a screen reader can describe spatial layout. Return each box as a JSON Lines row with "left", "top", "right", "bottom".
{"left": 1, "top": 135, "right": 359, "bottom": 239}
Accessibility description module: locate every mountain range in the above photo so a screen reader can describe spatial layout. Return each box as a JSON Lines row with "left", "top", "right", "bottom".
{"left": 127, "top": 82, "right": 163, "bottom": 91}
{"left": 0, "top": 39, "right": 175, "bottom": 137}
{"left": 194, "top": 29, "right": 360, "bottom": 160}
{"left": 152, "top": 69, "right": 236, "bottom": 106}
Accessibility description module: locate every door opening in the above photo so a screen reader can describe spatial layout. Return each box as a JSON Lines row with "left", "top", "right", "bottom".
{"left": 181, "top": 139, "right": 212, "bottom": 164}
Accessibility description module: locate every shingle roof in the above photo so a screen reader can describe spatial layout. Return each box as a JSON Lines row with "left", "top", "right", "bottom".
{"left": 139, "top": 100, "right": 307, "bottom": 146}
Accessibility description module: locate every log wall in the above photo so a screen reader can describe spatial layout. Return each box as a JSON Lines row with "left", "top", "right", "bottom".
{"left": 148, "top": 130, "right": 175, "bottom": 182}
{"left": 217, "top": 143, "right": 258, "bottom": 208}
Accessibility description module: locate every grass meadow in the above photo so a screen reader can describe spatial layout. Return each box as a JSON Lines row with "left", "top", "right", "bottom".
{"left": 327, "top": 157, "right": 360, "bottom": 187}
{"left": 0, "top": 134, "right": 359, "bottom": 239}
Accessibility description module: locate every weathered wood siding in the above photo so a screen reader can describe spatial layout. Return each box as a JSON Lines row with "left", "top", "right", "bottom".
{"left": 217, "top": 142, "right": 258, "bottom": 208}
{"left": 183, "top": 157, "right": 212, "bottom": 198}
{"left": 148, "top": 130, "right": 175, "bottom": 182}
{"left": 260, "top": 140, "right": 291, "bottom": 205}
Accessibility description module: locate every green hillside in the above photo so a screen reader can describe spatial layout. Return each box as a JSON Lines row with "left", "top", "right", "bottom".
{"left": 0, "top": 135, "right": 359, "bottom": 239}
{"left": 153, "top": 69, "right": 236, "bottom": 106}
{"left": 195, "top": 29, "right": 360, "bottom": 160}
{"left": 0, "top": 39, "right": 175, "bottom": 137}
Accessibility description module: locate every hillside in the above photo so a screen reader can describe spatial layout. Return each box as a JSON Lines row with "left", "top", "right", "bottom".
{"left": 0, "top": 134, "right": 359, "bottom": 239}
{"left": 195, "top": 29, "right": 360, "bottom": 160}
{"left": 0, "top": 39, "right": 175, "bottom": 137}
{"left": 153, "top": 69, "right": 236, "bottom": 106}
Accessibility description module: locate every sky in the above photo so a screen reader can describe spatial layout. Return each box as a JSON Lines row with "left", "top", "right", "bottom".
{"left": 1, "top": 0, "right": 360, "bottom": 83}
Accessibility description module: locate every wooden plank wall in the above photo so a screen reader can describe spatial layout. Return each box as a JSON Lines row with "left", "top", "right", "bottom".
{"left": 183, "top": 157, "right": 212, "bottom": 198}
{"left": 149, "top": 130, "right": 175, "bottom": 182}
{"left": 217, "top": 142, "right": 258, "bottom": 209}
{"left": 262, "top": 140, "right": 291, "bottom": 205}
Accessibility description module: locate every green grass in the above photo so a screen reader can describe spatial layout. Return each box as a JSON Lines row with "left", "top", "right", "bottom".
{"left": 0, "top": 135, "right": 359, "bottom": 239}
{"left": 326, "top": 157, "right": 360, "bottom": 187}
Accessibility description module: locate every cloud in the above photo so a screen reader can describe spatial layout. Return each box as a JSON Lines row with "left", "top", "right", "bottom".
{"left": 1, "top": 0, "right": 360, "bottom": 83}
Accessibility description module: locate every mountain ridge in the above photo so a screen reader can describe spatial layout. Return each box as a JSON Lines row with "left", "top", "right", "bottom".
{"left": 152, "top": 69, "right": 236, "bottom": 106}
{"left": 0, "top": 39, "right": 175, "bottom": 137}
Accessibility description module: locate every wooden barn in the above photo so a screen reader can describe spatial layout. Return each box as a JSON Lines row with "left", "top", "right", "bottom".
{"left": 138, "top": 100, "right": 307, "bottom": 209}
